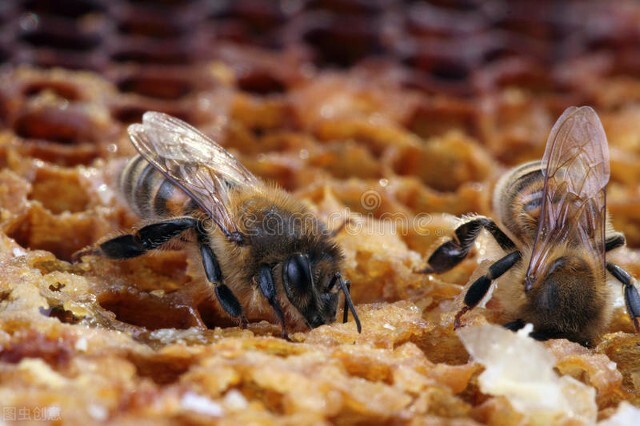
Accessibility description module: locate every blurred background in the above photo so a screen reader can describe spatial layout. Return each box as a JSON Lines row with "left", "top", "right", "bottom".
{"left": 2, "top": 0, "right": 639, "bottom": 145}
{"left": 0, "top": 0, "right": 639, "bottom": 260}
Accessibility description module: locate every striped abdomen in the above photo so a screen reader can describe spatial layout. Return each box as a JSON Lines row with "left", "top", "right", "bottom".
{"left": 119, "top": 155, "right": 197, "bottom": 219}
{"left": 493, "top": 161, "right": 545, "bottom": 243}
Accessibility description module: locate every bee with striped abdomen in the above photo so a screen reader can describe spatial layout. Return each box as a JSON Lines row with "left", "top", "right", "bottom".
{"left": 76, "top": 112, "right": 361, "bottom": 338}
{"left": 420, "top": 106, "right": 640, "bottom": 345}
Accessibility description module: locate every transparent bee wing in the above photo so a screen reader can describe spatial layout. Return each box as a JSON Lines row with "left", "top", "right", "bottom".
{"left": 525, "top": 106, "right": 609, "bottom": 290}
{"left": 128, "top": 111, "right": 259, "bottom": 240}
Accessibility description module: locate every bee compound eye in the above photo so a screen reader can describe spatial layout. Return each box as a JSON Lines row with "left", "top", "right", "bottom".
{"left": 284, "top": 254, "right": 313, "bottom": 292}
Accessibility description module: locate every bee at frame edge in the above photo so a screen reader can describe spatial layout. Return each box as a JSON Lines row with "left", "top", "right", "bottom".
{"left": 419, "top": 106, "right": 640, "bottom": 345}
{"left": 74, "top": 111, "right": 361, "bottom": 339}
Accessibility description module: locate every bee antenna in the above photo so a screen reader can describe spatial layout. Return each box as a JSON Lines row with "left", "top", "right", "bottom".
{"left": 336, "top": 273, "right": 362, "bottom": 333}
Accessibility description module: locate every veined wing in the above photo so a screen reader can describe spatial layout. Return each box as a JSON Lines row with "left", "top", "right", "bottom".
{"left": 128, "top": 111, "right": 259, "bottom": 241}
{"left": 525, "top": 106, "right": 609, "bottom": 290}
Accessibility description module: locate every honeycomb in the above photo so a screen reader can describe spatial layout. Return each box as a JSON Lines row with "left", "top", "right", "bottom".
{"left": 0, "top": 0, "right": 640, "bottom": 424}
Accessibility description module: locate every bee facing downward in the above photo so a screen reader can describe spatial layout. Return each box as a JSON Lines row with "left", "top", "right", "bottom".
{"left": 421, "top": 106, "right": 640, "bottom": 345}
{"left": 77, "top": 112, "right": 361, "bottom": 338}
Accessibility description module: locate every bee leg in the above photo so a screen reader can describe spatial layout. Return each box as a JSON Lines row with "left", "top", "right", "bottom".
{"left": 239, "top": 316, "right": 248, "bottom": 329}
{"left": 418, "top": 216, "right": 516, "bottom": 274}
{"left": 502, "top": 320, "right": 559, "bottom": 341}
{"left": 258, "top": 265, "right": 289, "bottom": 339}
{"left": 605, "top": 233, "right": 626, "bottom": 252}
{"left": 94, "top": 217, "right": 200, "bottom": 259}
{"left": 197, "top": 233, "right": 247, "bottom": 326}
{"left": 454, "top": 251, "right": 521, "bottom": 329}
{"left": 606, "top": 262, "right": 640, "bottom": 332}
{"left": 503, "top": 319, "right": 526, "bottom": 331}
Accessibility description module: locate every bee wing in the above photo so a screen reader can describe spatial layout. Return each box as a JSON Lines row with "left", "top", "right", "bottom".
{"left": 128, "top": 111, "right": 259, "bottom": 239}
{"left": 525, "top": 106, "right": 610, "bottom": 289}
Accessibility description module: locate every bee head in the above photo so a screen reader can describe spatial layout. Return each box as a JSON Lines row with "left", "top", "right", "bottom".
{"left": 282, "top": 253, "right": 336, "bottom": 328}
{"left": 524, "top": 254, "right": 606, "bottom": 343}
{"left": 282, "top": 253, "right": 360, "bottom": 331}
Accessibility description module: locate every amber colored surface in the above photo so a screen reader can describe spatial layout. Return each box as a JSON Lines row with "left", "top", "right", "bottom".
{"left": 0, "top": 1, "right": 639, "bottom": 424}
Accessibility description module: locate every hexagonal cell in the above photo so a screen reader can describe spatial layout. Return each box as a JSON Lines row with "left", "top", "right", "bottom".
{"left": 14, "top": 110, "right": 84, "bottom": 144}
{"left": 15, "top": 141, "right": 100, "bottom": 167}
{"left": 5, "top": 203, "right": 112, "bottom": 261}
{"left": 22, "top": 80, "right": 81, "bottom": 102}
{"left": 386, "top": 134, "right": 495, "bottom": 193}
{"left": 19, "top": 20, "right": 102, "bottom": 52}
{"left": 98, "top": 289, "right": 202, "bottom": 330}
{"left": 115, "top": 70, "right": 197, "bottom": 100}
{"left": 110, "top": 40, "right": 193, "bottom": 65}
{"left": 109, "top": 101, "right": 192, "bottom": 125}
{"left": 29, "top": 165, "right": 90, "bottom": 214}
{"left": 308, "top": 141, "right": 383, "bottom": 180}
{"left": 22, "top": 0, "right": 106, "bottom": 19}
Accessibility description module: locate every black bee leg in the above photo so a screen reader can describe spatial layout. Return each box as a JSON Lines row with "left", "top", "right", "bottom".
{"left": 86, "top": 217, "right": 200, "bottom": 260}
{"left": 503, "top": 319, "right": 560, "bottom": 341}
{"left": 455, "top": 251, "right": 522, "bottom": 329}
{"left": 605, "top": 233, "right": 626, "bottom": 252}
{"left": 606, "top": 262, "right": 640, "bottom": 332}
{"left": 603, "top": 234, "right": 639, "bottom": 331}
{"left": 503, "top": 319, "right": 526, "bottom": 331}
{"left": 197, "top": 232, "right": 247, "bottom": 326}
{"left": 418, "top": 216, "right": 516, "bottom": 274}
{"left": 258, "top": 264, "right": 289, "bottom": 339}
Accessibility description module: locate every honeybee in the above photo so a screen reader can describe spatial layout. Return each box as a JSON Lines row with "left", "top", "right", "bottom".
{"left": 76, "top": 112, "right": 361, "bottom": 338}
{"left": 420, "top": 106, "right": 640, "bottom": 345}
